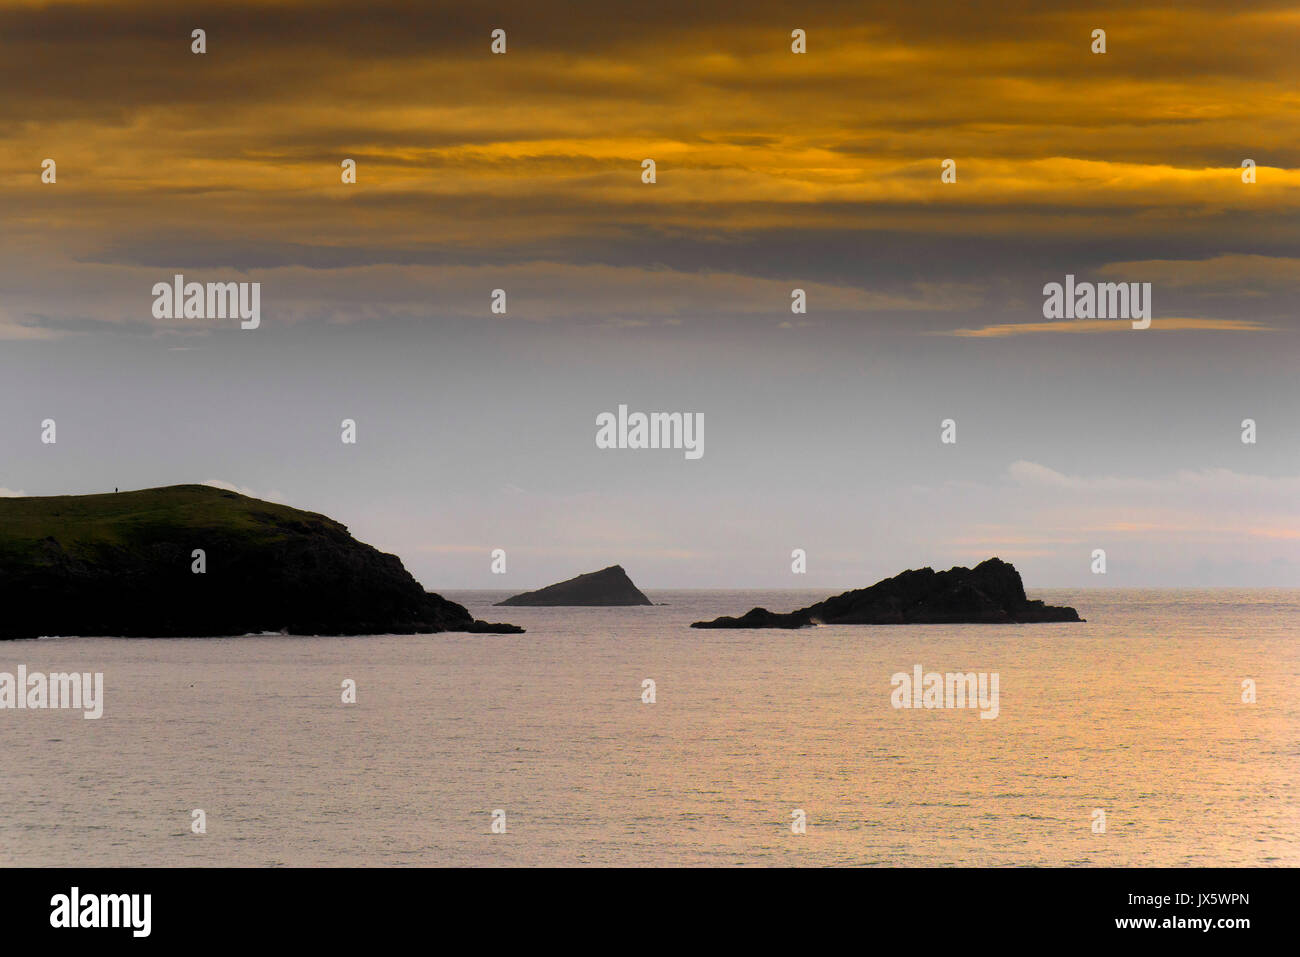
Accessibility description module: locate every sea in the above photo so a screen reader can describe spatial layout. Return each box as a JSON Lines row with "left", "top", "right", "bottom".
{"left": 1, "top": 589, "right": 1295, "bottom": 866}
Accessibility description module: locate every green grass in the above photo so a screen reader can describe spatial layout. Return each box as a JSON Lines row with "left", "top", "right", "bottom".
{"left": 0, "top": 484, "right": 336, "bottom": 563}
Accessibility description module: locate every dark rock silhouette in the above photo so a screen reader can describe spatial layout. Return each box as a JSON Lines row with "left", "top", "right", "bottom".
{"left": 0, "top": 484, "right": 523, "bottom": 638}
{"left": 496, "top": 564, "right": 652, "bottom": 606}
{"left": 691, "top": 558, "right": 1082, "bottom": 628}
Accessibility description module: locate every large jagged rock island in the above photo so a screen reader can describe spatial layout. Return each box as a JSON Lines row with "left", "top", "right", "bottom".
{"left": 691, "top": 558, "right": 1082, "bottom": 628}
{"left": 0, "top": 484, "right": 523, "bottom": 639}
{"left": 496, "top": 565, "right": 652, "bottom": 606}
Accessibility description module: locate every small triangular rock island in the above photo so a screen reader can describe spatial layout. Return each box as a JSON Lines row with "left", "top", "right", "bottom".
{"left": 0, "top": 484, "right": 523, "bottom": 638}
{"left": 691, "top": 558, "right": 1082, "bottom": 628}
{"left": 496, "top": 565, "right": 652, "bottom": 606}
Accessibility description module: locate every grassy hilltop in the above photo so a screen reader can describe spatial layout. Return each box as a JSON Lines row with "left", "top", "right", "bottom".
{"left": 0, "top": 484, "right": 522, "bottom": 638}
{"left": 0, "top": 485, "right": 338, "bottom": 561}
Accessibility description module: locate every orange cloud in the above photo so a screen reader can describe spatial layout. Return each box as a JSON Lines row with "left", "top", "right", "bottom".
{"left": 943, "top": 318, "right": 1273, "bottom": 337}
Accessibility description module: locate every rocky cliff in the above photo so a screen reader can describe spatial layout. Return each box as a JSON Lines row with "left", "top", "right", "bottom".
{"left": 0, "top": 485, "right": 522, "bottom": 638}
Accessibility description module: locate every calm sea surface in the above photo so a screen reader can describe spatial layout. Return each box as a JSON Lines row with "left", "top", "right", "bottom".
{"left": 1, "top": 589, "right": 1295, "bottom": 866}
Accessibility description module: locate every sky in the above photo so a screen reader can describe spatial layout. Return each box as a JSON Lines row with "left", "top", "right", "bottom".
{"left": 0, "top": 0, "right": 1296, "bottom": 589}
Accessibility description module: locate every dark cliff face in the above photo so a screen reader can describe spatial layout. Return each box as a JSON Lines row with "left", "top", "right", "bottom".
{"left": 496, "top": 564, "right": 652, "bottom": 606}
{"left": 0, "top": 485, "right": 522, "bottom": 638}
{"left": 691, "top": 558, "right": 1083, "bottom": 628}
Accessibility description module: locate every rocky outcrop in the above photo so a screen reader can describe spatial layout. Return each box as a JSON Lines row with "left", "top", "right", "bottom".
{"left": 496, "top": 564, "right": 652, "bottom": 606}
{"left": 0, "top": 485, "right": 523, "bottom": 638}
{"left": 691, "top": 558, "right": 1082, "bottom": 628}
